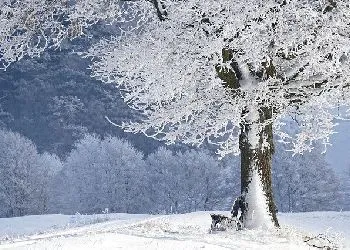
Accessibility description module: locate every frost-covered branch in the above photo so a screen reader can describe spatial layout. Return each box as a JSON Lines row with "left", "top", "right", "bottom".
{"left": 86, "top": 0, "right": 350, "bottom": 156}
{"left": 0, "top": 0, "right": 153, "bottom": 69}
{"left": 2, "top": 0, "right": 350, "bottom": 157}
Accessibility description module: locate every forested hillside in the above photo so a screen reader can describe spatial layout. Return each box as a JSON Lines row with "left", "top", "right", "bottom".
{"left": 0, "top": 38, "right": 163, "bottom": 157}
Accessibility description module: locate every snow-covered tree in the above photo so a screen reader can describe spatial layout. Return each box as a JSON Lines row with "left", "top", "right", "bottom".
{"left": 215, "top": 155, "right": 241, "bottom": 211}
{"left": 61, "top": 134, "right": 148, "bottom": 214}
{"left": 146, "top": 148, "right": 226, "bottom": 213}
{"left": 174, "top": 150, "right": 222, "bottom": 212}
{"left": 146, "top": 147, "right": 183, "bottom": 214}
{"left": 34, "top": 152, "right": 63, "bottom": 214}
{"left": 86, "top": 0, "right": 350, "bottom": 228}
{"left": 3, "top": 0, "right": 350, "bottom": 228}
{"left": 273, "top": 142, "right": 341, "bottom": 212}
{"left": 0, "top": 129, "right": 61, "bottom": 217}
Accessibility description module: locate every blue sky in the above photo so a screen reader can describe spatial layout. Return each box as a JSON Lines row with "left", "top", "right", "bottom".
{"left": 326, "top": 119, "right": 350, "bottom": 175}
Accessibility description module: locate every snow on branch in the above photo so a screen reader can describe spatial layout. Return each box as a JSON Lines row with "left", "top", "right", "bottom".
{"left": 2, "top": 0, "right": 350, "bottom": 157}
{"left": 86, "top": 0, "right": 350, "bottom": 156}
{"left": 0, "top": 0, "right": 152, "bottom": 70}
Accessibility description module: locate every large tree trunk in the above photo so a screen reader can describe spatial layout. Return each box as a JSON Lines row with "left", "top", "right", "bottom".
{"left": 215, "top": 48, "right": 279, "bottom": 228}
{"left": 239, "top": 107, "right": 279, "bottom": 228}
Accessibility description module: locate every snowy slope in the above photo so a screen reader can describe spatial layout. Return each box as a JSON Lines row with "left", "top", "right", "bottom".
{"left": 0, "top": 211, "right": 349, "bottom": 249}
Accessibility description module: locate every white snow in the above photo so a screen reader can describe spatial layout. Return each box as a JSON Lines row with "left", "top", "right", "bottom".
{"left": 0, "top": 213, "right": 151, "bottom": 241}
{"left": 0, "top": 211, "right": 349, "bottom": 249}
{"left": 279, "top": 211, "right": 350, "bottom": 248}
{"left": 244, "top": 169, "right": 275, "bottom": 229}
{"left": 246, "top": 106, "right": 261, "bottom": 149}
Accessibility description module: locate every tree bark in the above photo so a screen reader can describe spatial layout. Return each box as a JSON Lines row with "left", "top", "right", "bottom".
{"left": 239, "top": 107, "right": 279, "bottom": 228}
{"left": 215, "top": 48, "right": 279, "bottom": 228}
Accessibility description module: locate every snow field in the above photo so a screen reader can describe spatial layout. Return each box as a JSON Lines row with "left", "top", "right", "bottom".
{"left": 0, "top": 211, "right": 349, "bottom": 249}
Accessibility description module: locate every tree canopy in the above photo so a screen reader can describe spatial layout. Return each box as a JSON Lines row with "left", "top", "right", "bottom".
{"left": 86, "top": 0, "right": 350, "bottom": 156}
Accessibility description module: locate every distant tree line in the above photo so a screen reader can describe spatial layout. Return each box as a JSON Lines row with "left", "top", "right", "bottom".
{"left": 273, "top": 143, "right": 342, "bottom": 213}
{"left": 0, "top": 128, "right": 347, "bottom": 218}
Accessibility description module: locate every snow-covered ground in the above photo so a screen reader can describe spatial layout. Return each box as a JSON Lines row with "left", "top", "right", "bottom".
{"left": 0, "top": 211, "right": 349, "bottom": 249}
